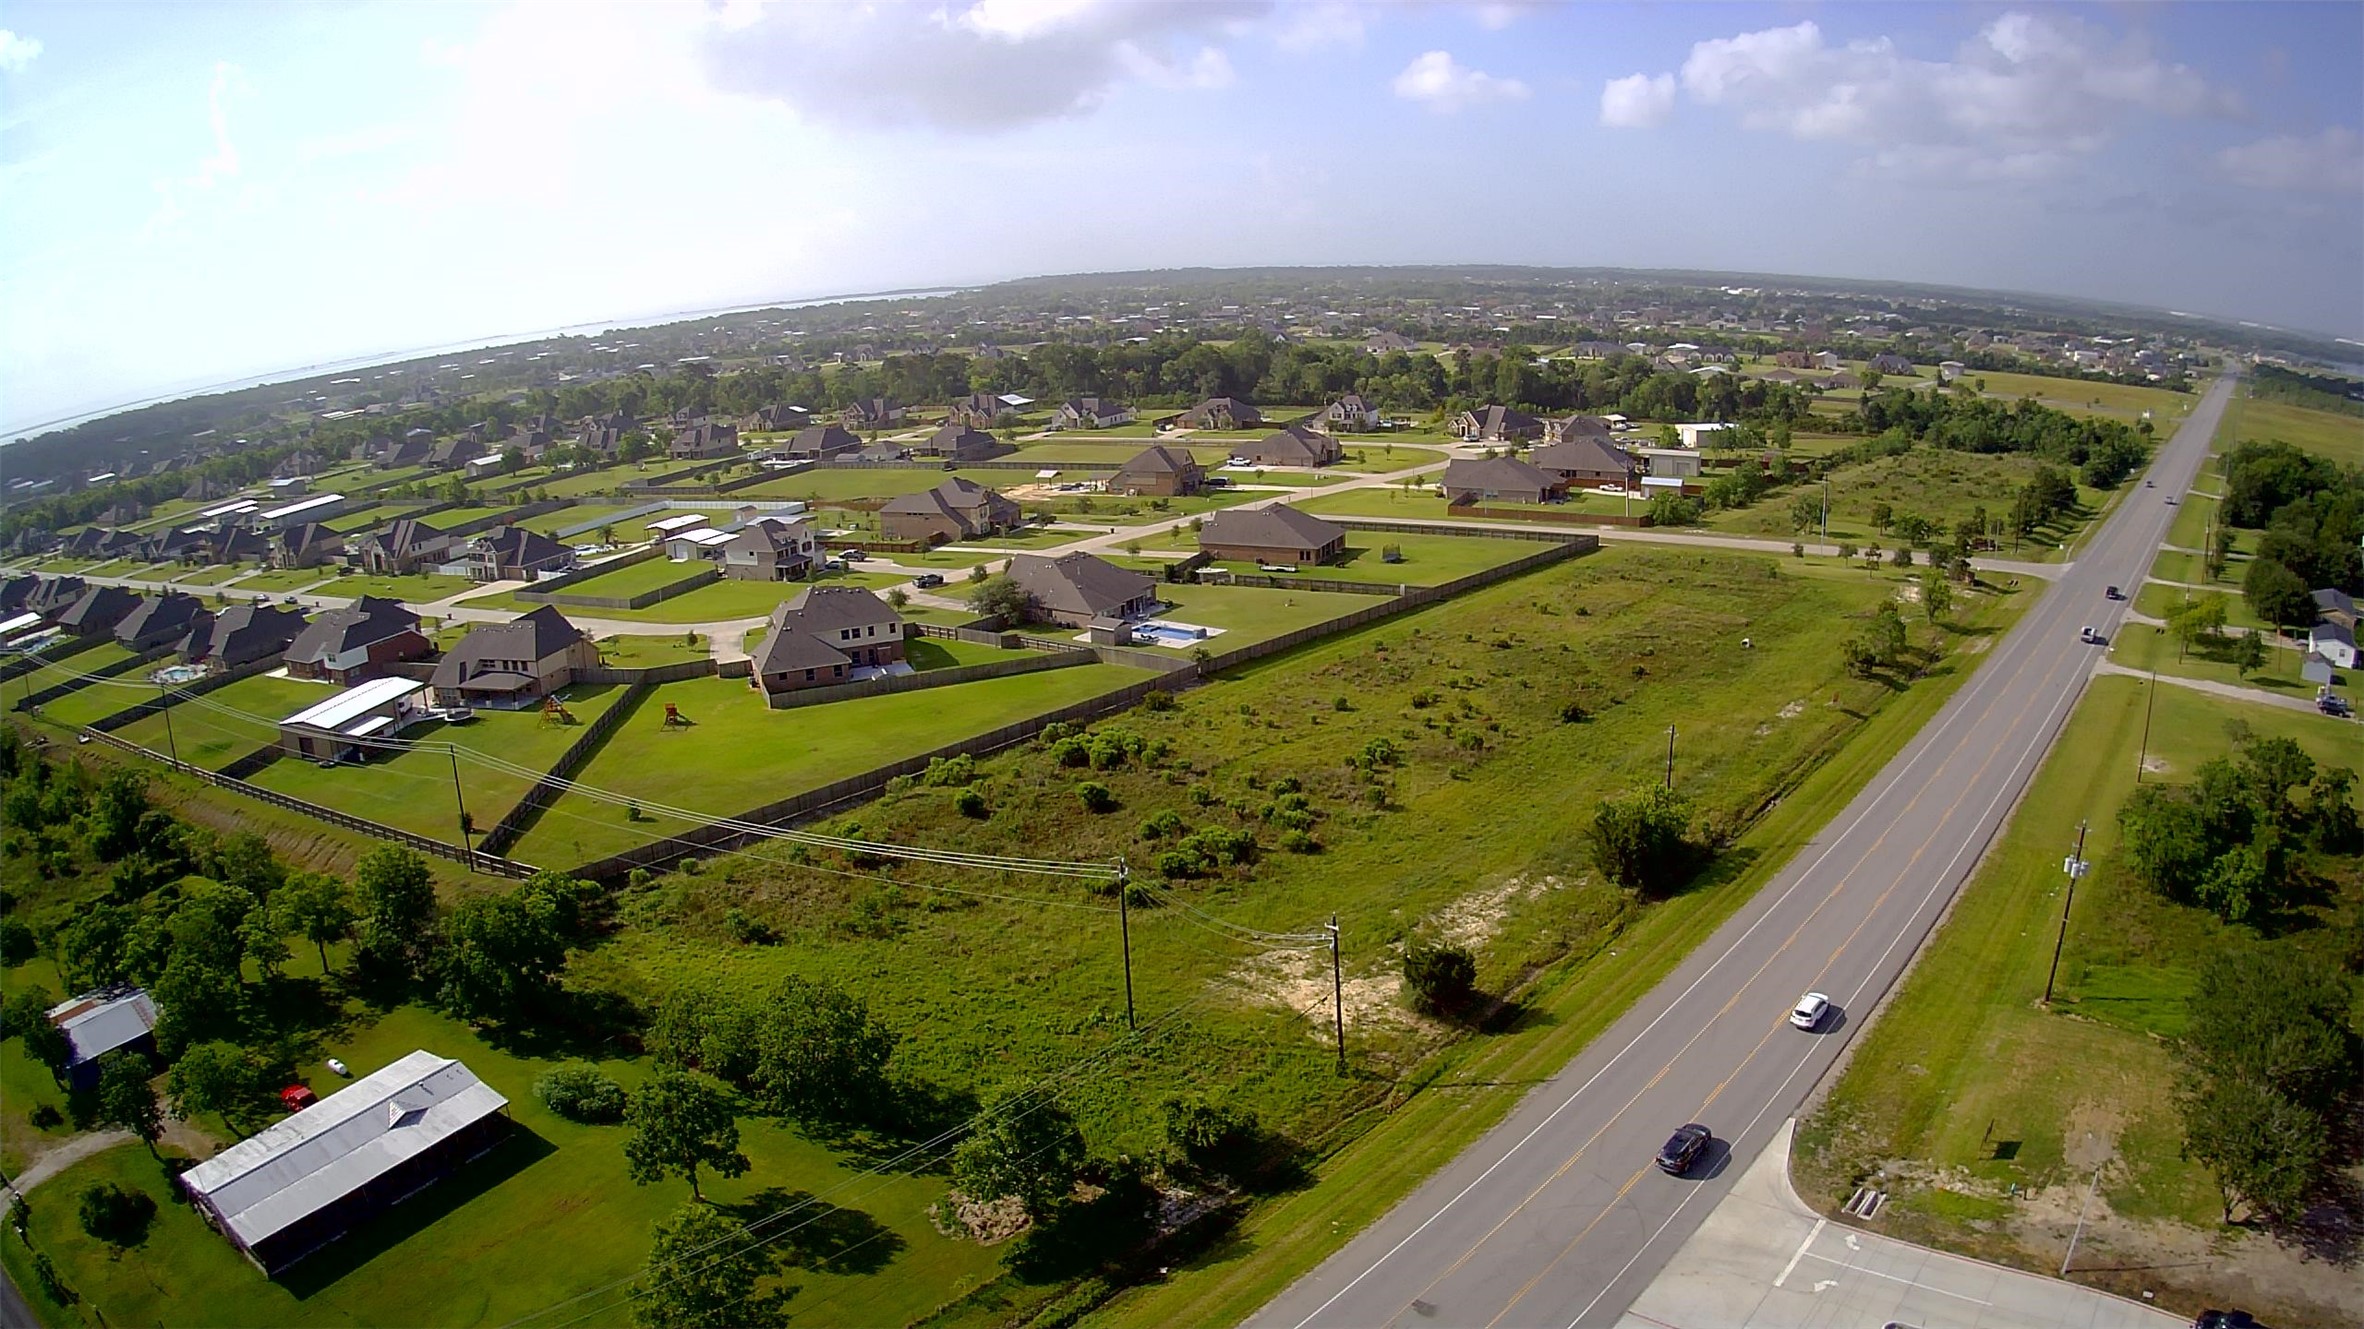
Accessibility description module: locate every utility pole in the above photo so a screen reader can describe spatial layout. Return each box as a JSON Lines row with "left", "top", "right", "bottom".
{"left": 1328, "top": 915, "right": 1345, "bottom": 1075}
{"left": 1115, "top": 859, "right": 1135, "bottom": 1031}
{"left": 1820, "top": 477, "right": 1830, "bottom": 548}
{"left": 448, "top": 747, "right": 474, "bottom": 871}
{"left": 2135, "top": 665, "right": 2159, "bottom": 783}
{"left": 156, "top": 680, "right": 180, "bottom": 765}
{"left": 1664, "top": 725, "right": 1676, "bottom": 790}
{"left": 2043, "top": 822, "right": 2089, "bottom": 1005}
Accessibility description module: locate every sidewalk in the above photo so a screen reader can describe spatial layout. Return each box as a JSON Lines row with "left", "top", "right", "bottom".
{"left": 1616, "top": 1120, "right": 2182, "bottom": 1329}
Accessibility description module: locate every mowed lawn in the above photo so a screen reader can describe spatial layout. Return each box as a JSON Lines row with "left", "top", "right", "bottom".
{"left": 519, "top": 504, "right": 637, "bottom": 536}
{"left": 0, "top": 1003, "right": 1000, "bottom": 1329}
{"left": 2223, "top": 393, "right": 2364, "bottom": 467}
{"left": 2108, "top": 622, "right": 2350, "bottom": 704}
{"left": 1144, "top": 582, "right": 1387, "bottom": 651}
{"left": 1195, "top": 532, "right": 1538, "bottom": 586}
{"left": 246, "top": 684, "right": 631, "bottom": 839}
{"left": 541, "top": 556, "right": 711, "bottom": 599}
{"left": 1795, "top": 677, "right": 2356, "bottom": 1240}
{"left": 1968, "top": 370, "right": 2198, "bottom": 424}
{"left": 1296, "top": 484, "right": 1629, "bottom": 522}
{"left": 509, "top": 663, "right": 1153, "bottom": 865}
{"left": 473, "top": 570, "right": 905, "bottom": 623}
{"left": 106, "top": 673, "right": 344, "bottom": 768}
{"left": 315, "top": 572, "right": 478, "bottom": 604}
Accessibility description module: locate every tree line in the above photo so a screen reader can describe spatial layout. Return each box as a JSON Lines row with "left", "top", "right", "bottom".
{"left": 2218, "top": 440, "right": 2364, "bottom": 627}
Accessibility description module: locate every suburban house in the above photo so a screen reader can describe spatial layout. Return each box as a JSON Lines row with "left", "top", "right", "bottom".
{"left": 2310, "top": 620, "right": 2358, "bottom": 669}
{"left": 881, "top": 477, "right": 1021, "bottom": 545}
{"left": 1529, "top": 435, "right": 1638, "bottom": 488}
{"left": 180, "top": 1050, "right": 510, "bottom": 1275}
{"left": 277, "top": 676, "right": 433, "bottom": 761}
{"left": 750, "top": 585, "right": 907, "bottom": 696}
{"left": 669, "top": 421, "right": 741, "bottom": 461}
{"left": 743, "top": 404, "right": 810, "bottom": 433}
{"left": 184, "top": 603, "right": 308, "bottom": 672}
{"left": 1814, "top": 350, "right": 1843, "bottom": 371}
{"left": 283, "top": 597, "right": 430, "bottom": 685}
{"left": 720, "top": 517, "right": 821, "bottom": 581}
{"left": 1868, "top": 352, "right": 1916, "bottom": 375}
{"left": 785, "top": 423, "right": 863, "bottom": 460}
{"left": 1543, "top": 414, "right": 1616, "bottom": 444}
{"left": 459, "top": 527, "right": 573, "bottom": 583}
{"left": 1774, "top": 350, "right": 1817, "bottom": 369}
{"left": 272, "top": 522, "right": 344, "bottom": 570}
{"left": 355, "top": 519, "right": 456, "bottom": 575}
{"left": 1198, "top": 504, "right": 1348, "bottom": 566}
{"left": 253, "top": 493, "right": 348, "bottom": 533}
{"left": 946, "top": 392, "right": 1019, "bottom": 428}
{"left": 205, "top": 528, "right": 273, "bottom": 566}
{"left": 115, "top": 591, "right": 208, "bottom": 652}
{"left": 916, "top": 424, "right": 1011, "bottom": 462}
{"left": 2310, "top": 587, "right": 2356, "bottom": 630}
{"left": 842, "top": 397, "right": 904, "bottom": 429}
{"left": 1234, "top": 424, "right": 1343, "bottom": 469}
{"left": 377, "top": 434, "right": 433, "bottom": 469}
{"left": 1322, "top": 394, "right": 1381, "bottom": 432}
{"left": 1110, "top": 444, "right": 1204, "bottom": 497}
{"left": 1938, "top": 360, "right": 1969, "bottom": 382}
{"left": 428, "top": 606, "right": 601, "bottom": 708}
{"left": 856, "top": 441, "right": 911, "bottom": 463}
{"left": 1440, "top": 456, "right": 1567, "bottom": 505}
{"left": 30, "top": 577, "right": 92, "bottom": 621}
{"left": 1047, "top": 397, "right": 1133, "bottom": 431}
{"left": 1007, "top": 552, "right": 1158, "bottom": 628}
{"left": 45, "top": 988, "right": 158, "bottom": 1092}
{"left": 1636, "top": 448, "right": 1705, "bottom": 479}
{"left": 665, "top": 527, "right": 735, "bottom": 562}
{"left": 1362, "top": 331, "right": 1417, "bottom": 354}
{"left": 1450, "top": 405, "right": 1545, "bottom": 443}
{"left": 1179, "top": 397, "right": 1262, "bottom": 430}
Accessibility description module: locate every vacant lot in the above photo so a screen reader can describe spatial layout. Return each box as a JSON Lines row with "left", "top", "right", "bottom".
{"left": 518, "top": 504, "right": 635, "bottom": 536}
{"left": 476, "top": 570, "right": 905, "bottom": 623}
{"left": 2221, "top": 393, "right": 2364, "bottom": 467}
{"left": 510, "top": 662, "right": 1155, "bottom": 865}
{"left": 1969, "top": 370, "right": 2196, "bottom": 424}
{"left": 539, "top": 556, "right": 710, "bottom": 600}
{"left": 1297, "top": 484, "right": 1628, "bottom": 522}
{"left": 320, "top": 572, "right": 478, "bottom": 604}
{"left": 1794, "top": 677, "right": 2360, "bottom": 1328}
{"left": 1709, "top": 448, "right": 2107, "bottom": 557}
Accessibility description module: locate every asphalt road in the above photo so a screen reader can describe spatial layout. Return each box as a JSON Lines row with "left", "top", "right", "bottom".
{"left": 1248, "top": 372, "right": 2236, "bottom": 1329}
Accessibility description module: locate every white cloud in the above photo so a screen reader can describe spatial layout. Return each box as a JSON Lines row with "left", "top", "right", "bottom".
{"left": 1272, "top": 3, "right": 1368, "bottom": 51}
{"left": 144, "top": 62, "right": 249, "bottom": 237}
{"left": 2217, "top": 127, "right": 2364, "bottom": 195}
{"left": 1472, "top": 3, "right": 1547, "bottom": 32}
{"left": 1656, "top": 12, "right": 2234, "bottom": 180}
{"left": 1392, "top": 50, "right": 1528, "bottom": 113}
{"left": 0, "top": 28, "right": 40, "bottom": 73}
{"left": 698, "top": 0, "right": 1263, "bottom": 131}
{"left": 1599, "top": 72, "right": 1674, "bottom": 129}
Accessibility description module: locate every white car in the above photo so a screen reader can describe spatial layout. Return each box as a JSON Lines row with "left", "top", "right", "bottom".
{"left": 1789, "top": 992, "right": 1831, "bottom": 1030}
{"left": 326, "top": 1058, "right": 351, "bottom": 1077}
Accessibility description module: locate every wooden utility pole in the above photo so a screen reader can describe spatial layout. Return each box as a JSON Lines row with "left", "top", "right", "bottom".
{"left": 448, "top": 747, "right": 474, "bottom": 871}
{"left": 1328, "top": 915, "right": 1345, "bottom": 1075}
{"left": 156, "top": 680, "right": 180, "bottom": 765}
{"left": 2044, "top": 822, "right": 2089, "bottom": 1005}
{"left": 1664, "top": 725, "right": 1676, "bottom": 789}
{"left": 1116, "top": 860, "right": 1135, "bottom": 1031}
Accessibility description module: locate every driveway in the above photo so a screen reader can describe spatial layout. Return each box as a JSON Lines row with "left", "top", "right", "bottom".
{"left": 1617, "top": 1120, "right": 2183, "bottom": 1329}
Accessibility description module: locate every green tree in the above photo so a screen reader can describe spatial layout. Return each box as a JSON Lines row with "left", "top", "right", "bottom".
{"left": 2233, "top": 631, "right": 2267, "bottom": 681}
{"left": 630, "top": 1202, "right": 781, "bottom": 1329}
{"left": 966, "top": 573, "right": 1032, "bottom": 623}
{"left": 623, "top": 1071, "right": 749, "bottom": 1202}
{"left": 2168, "top": 594, "right": 2227, "bottom": 660}
{"left": 437, "top": 883, "right": 569, "bottom": 1022}
{"left": 274, "top": 872, "right": 358, "bottom": 973}
{"left": 353, "top": 846, "right": 438, "bottom": 982}
{"left": 2205, "top": 525, "right": 2235, "bottom": 581}
{"left": 951, "top": 1092, "right": 1086, "bottom": 1221}
{"left": 2184, "top": 948, "right": 2358, "bottom": 1116}
{"left": 95, "top": 1055, "right": 164, "bottom": 1157}
{"left": 1588, "top": 786, "right": 1694, "bottom": 897}
{"left": 2117, "top": 784, "right": 2215, "bottom": 902}
{"left": 1402, "top": 941, "right": 1478, "bottom": 1017}
{"left": 166, "top": 1041, "right": 266, "bottom": 1134}
{"left": 2179, "top": 1075, "right": 2328, "bottom": 1224}
{"left": 2241, "top": 557, "right": 2314, "bottom": 628}
{"left": 750, "top": 977, "right": 897, "bottom": 1126}
{"left": 1919, "top": 569, "right": 1954, "bottom": 624}
{"left": 10, "top": 993, "right": 73, "bottom": 1087}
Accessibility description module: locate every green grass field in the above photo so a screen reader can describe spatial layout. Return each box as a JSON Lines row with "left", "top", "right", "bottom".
{"left": 317, "top": 572, "right": 478, "bottom": 604}
{"left": 1707, "top": 448, "right": 2107, "bottom": 557}
{"left": 168, "top": 563, "right": 262, "bottom": 586}
{"left": 2222, "top": 393, "right": 2364, "bottom": 467}
{"left": 543, "top": 557, "right": 713, "bottom": 600}
{"left": 510, "top": 662, "right": 1154, "bottom": 864}
{"left": 590, "top": 634, "right": 714, "bottom": 669}
{"left": 103, "top": 674, "right": 352, "bottom": 768}
{"left": 2108, "top": 619, "right": 2348, "bottom": 702}
{"left": 323, "top": 504, "right": 392, "bottom": 533}
{"left": 1968, "top": 370, "right": 2196, "bottom": 424}
{"left": 519, "top": 504, "right": 635, "bottom": 536}
{"left": 475, "top": 571, "right": 904, "bottom": 623}
{"left": 1296, "top": 484, "right": 1630, "bottom": 522}
{"left": 1793, "top": 677, "right": 2358, "bottom": 1308}
{"left": 429, "top": 505, "right": 518, "bottom": 530}
{"left": 220, "top": 566, "right": 337, "bottom": 594}
{"left": 1139, "top": 582, "right": 1382, "bottom": 651}
{"left": 2132, "top": 578, "right": 2271, "bottom": 633}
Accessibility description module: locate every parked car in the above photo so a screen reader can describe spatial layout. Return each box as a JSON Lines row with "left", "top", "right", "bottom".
{"left": 1257, "top": 563, "right": 1298, "bottom": 574}
{"left": 913, "top": 573, "right": 944, "bottom": 589}
{"left": 2319, "top": 693, "right": 2353, "bottom": 717}
{"left": 1790, "top": 992, "right": 1831, "bottom": 1030}
{"left": 1655, "top": 1123, "right": 1712, "bottom": 1175}
{"left": 842, "top": 549, "right": 868, "bottom": 561}
{"left": 2191, "top": 1312, "right": 2260, "bottom": 1329}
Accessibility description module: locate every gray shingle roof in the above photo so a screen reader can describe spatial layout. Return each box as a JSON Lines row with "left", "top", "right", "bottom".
{"left": 285, "top": 597, "right": 421, "bottom": 665}
{"left": 1199, "top": 504, "right": 1347, "bottom": 551}
{"left": 429, "top": 606, "right": 584, "bottom": 688}
{"left": 1008, "top": 552, "right": 1156, "bottom": 619}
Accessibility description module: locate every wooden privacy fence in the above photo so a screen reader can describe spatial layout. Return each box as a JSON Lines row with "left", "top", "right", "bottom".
{"left": 85, "top": 653, "right": 290, "bottom": 734}
{"left": 759, "top": 648, "right": 1090, "bottom": 711}
{"left": 79, "top": 729, "right": 538, "bottom": 879}
{"left": 0, "top": 632, "right": 110, "bottom": 683}
{"left": 478, "top": 680, "right": 654, "bottom": 856}
{"left": 13, "top": 645, "right": 172, "bottom": 712}
{"left": 1329, "top": 517, "right": 1599, "bottom": 542}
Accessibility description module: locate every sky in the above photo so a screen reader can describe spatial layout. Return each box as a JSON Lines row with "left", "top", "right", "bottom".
{"left": 2, "top": 0, "right": 2359, "bottom": 437}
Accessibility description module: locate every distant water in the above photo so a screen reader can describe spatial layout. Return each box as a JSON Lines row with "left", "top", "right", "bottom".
{"left": 2, "top": 286, "right": 969, "bottom": 444}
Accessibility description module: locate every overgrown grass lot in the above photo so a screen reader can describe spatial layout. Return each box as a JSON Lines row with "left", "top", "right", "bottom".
{"left": 1706, "top": 448, "right": 2105, "bottom": 555}
{"left": 1794, "top": 678, "right": 2362, "bottom": 1328}
{"left": 1193, "top": 532, "right": 1537, "bottom": 587}
{"left": 2222, "top": 393, "right": 2364, "bottom": 467}
{"left": 1, "top": 547, "right": 2032, "bottom": 1329}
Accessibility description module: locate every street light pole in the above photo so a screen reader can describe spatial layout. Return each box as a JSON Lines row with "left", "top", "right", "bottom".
{"left": 2043, "top": 822, "right": 2089, "bottom": 1005}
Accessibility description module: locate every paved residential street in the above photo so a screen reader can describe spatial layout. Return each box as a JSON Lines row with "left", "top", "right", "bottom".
{"left": 1246, "top": 373, "right": 2236, "bottom": 1329}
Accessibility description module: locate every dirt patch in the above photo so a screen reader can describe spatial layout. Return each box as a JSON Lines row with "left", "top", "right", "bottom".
{"left": 1426, "top": 875, "right": 1558, "bottom": 952}
{"left": 1004, "top": 482, "right": 1099, "bottom": 503}
{"left": 1225, "top": 946, "right": 1413, "bottom": 1045}
{"left": 2141, "top": 755, "right": 2172, "bottom": 775}
{"left": 933, "top": 1192, "right": 1031, "bottom": 1245}
{"left": 1777, "top": 699, "right": 1807, "bottom": 720}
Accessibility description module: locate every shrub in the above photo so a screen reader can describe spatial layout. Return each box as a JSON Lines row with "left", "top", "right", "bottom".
{"left": 1403, "top": 941, "right": 1477, "bottom": 1017}
{"left": 1075, "top": 782, "right": 1117, "bottom": 813}
{"left": 1138, "top": 809, "right": 1188, "bottom": 841}
{"left": 954, "top": 786, "right": 988, "bottom": 818}
{"left": 1138, "top": 689, "right": 1175, "bottom": 712}
{"left": 1049, "top": 736, "right": 1091, "bottom": 767}
{"left": 0, "top": 917, "right": 34, "bottom": 966}
{"left": 723, "top": 908, "right": 779, "bottom": 945}
{"left": 76, "top": 1183, "right": 155, "bottom": 1247}
{"left": 536, "top": 1062, "right": 628, "bottom": 1123}
{"left": 1589, "top": 786, "right": 1696, "bottom": 896}
{"left": 30, "top": 1103, "right": 63, "bottom": 1129}
{"left": 920, "top": 754, "right": 976, "bottom": 787}
{"left": 1279, "top": 829, "right": 1319, "bottom": 854}
{"left": 1162, "top": 1096, "right": 1260, "bottom": 1176}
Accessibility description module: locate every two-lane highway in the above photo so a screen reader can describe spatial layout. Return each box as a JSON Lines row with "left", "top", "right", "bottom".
{"left": 1249, "top": 373, "right": 2237, "bottom": 1329}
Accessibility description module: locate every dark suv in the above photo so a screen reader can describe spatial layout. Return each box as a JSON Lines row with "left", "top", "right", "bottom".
{"left": 1655, "top": 1123, "right": 1712, "bottom": 1175}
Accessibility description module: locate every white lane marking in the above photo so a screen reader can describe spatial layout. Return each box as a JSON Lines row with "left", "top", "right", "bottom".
{"left": 1797, "top": 1248, "right": 1993, "bottom": 1305}
{"left": 1772, "top": 1218, "right": 1824, "bottom": 1288}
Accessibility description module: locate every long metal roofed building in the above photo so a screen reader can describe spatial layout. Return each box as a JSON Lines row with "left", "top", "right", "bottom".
{"left": 180, "top": 1050, "right": 510, "bottom": 1273}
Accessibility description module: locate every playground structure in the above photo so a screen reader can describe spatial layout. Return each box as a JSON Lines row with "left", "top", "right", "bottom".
{"left": 661, "top": 702, "right": 692, "bottom": 728}
{"left": 539, "top": 696, "right": 576, "bottom": 726}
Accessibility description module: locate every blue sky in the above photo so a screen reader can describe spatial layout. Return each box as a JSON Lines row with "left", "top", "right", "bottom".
{"left": 2, "top": 1, "right": 2358, "bottom": 435}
